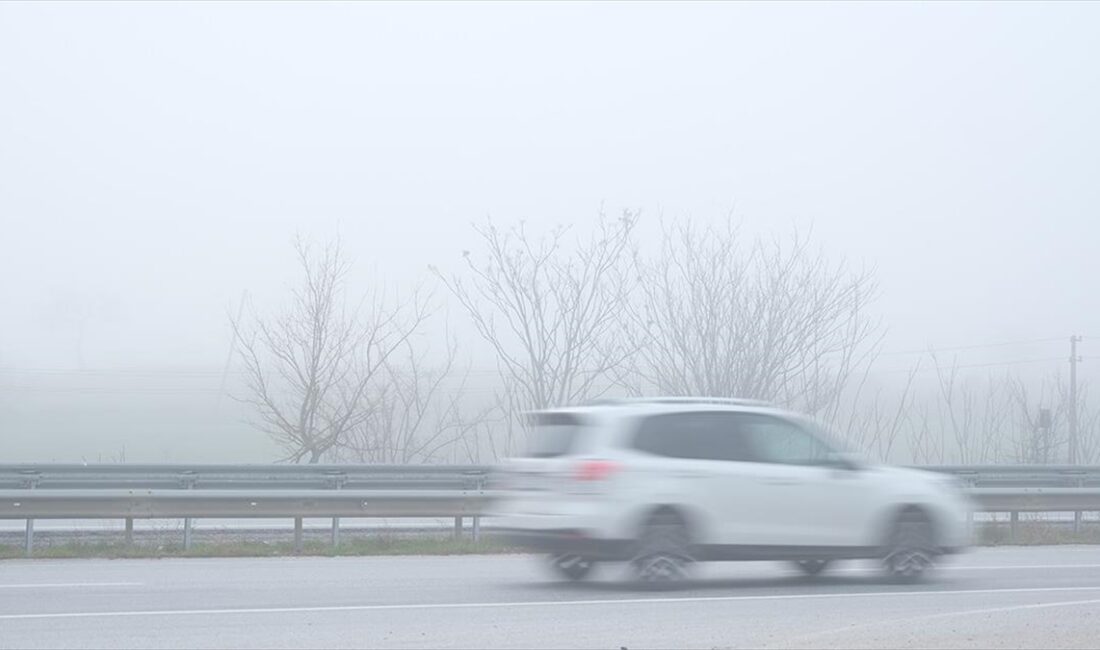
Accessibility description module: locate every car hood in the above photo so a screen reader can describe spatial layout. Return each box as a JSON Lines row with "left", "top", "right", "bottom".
{"left": 868, "top": 464, "right": 966, "bottom": 492}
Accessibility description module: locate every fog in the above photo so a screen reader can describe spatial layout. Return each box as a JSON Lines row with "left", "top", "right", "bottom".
{"left": 2, "top": 2, "right": 1099, "bottom": 462}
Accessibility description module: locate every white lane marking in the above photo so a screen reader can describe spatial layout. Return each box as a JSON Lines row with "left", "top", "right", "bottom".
{"left": 0, "top": 583, "right": 142, "bottom": 590}
{"left": 838, "top": 563, "right": 1100, "bottom": 572}
{"left": 3, "top": 585, "right": 1100, "bottom": 621}
{"left": 781, "top": 597, "right": 1100, "bottom": 646}
{"left": 948, "top": 564, "right": 1100, "bottom": 570}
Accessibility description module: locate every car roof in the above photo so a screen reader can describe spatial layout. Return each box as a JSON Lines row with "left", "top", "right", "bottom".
{"left": 528, "top": 397, "right": 795, "bottom": 422}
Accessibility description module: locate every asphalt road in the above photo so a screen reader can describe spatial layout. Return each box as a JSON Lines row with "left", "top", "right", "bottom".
{"left": 3, "top": 546, "right": 1100, "bottom": 648}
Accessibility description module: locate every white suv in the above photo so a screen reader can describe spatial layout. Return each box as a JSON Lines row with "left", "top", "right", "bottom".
{"left": 491, "top": 398, "right": 972, "bottom": 584}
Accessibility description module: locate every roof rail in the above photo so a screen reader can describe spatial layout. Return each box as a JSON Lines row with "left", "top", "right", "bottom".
{"left": 581, "top": 396, "right": 774, "bottom": 408}
{"left": 644, "top": 396, "right": 774, "bottom": 407}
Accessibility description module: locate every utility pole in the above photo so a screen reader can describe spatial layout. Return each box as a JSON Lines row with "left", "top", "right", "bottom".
{"left": 1069, "top": 335, "right": 1081, "bottom": 464}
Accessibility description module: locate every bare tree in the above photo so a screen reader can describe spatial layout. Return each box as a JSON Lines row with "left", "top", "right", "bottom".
{"left": 908, "top": 402, "right": 941, "bottom": 465}
{"left": 1000, "top": 374, "right": 1100, "bottom": 464}
{"left": 432, "top": 212, "right": 638, "bottom": 412}
{"left": 904, "top": 356, "right": 1014, "bottom": 464}
{"left": 449, "top": 405, "right": 507, "bottom": 464}
{"left": 336, "top": 338, "right": 494, "bottom": 464}
{"left": 1070, "top": 381, "right": 1100, "bottom": 464}
{"left": 930, "top": 359, "right": 974, "bottom": 462}
{"left": 231, "top": 237, "right": 427, "bottom": 463}
{"left": 617, "top": 219, "right": 880, "bottom": 418}
{"left": 1004, "top": 375, "right": 1067, "bottom": 464}
{"left": 833, "top": 364, "right": 920, "bottom": 462}
{"left": 900, "top": 362, "right": 1087, "bottom": 465}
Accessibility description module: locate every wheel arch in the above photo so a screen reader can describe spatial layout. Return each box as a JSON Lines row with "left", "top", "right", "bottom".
{"left": 876, "top": 502, "right": 940, "bottom": 551}
{"left": 629, "top": 502, "right": 707, "bottom": 544}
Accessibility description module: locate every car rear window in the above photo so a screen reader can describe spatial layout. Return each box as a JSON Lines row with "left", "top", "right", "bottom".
{"left": 525, "top": 412, "right": 586, "bottom": 458}
{"left": 632, "top": 411, "right": 752, "bottom": 462}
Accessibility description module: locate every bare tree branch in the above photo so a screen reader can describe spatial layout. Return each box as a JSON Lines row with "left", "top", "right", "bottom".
{"left": 616, "top": 218, "right": 880, "bottom": 418}
{"left": 231, "top": 236, "right": 429, "bottom": 463}
{"left": 432, "top": 211, "right": 638, "bottom": 413}
{"left": 335, "top": 334, "right": 494, "bottom": 464}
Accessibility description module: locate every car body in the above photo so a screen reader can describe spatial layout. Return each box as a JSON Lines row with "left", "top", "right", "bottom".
{"left": 490, "top": 398, "right": 973, "bottom": 582}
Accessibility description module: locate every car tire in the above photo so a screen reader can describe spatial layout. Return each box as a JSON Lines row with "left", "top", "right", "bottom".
{"left": 883, "top": 509, "right": 936, "bottom": 583}
{"left": 548, "top": 554, "right": 595, "bottom": 581}
{"left": 630, "top": 510, "right": 693, "bottom": 587}
{"left": 794, "top": 559, "right": 830, "bottom": 576}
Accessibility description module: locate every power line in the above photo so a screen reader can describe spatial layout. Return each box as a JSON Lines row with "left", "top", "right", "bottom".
{"left": 0, "top": 387, "right": 226, "bottom": 395}
{"left": 0, "top": 337, "right": 1087, "bottom": 378}
{"left": 879, "top": 337, "right": 1066, "bottom": 357}
{"left": 877, "top": 356, "right": 1067, "bottom": 375}
{"left": 0, "top": 367, "right": 508, "bottom": 377}
{"left": 0, "top": 368, "right": 244, "bottom": 376}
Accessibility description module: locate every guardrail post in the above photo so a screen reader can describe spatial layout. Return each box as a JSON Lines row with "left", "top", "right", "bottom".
{"left": 294, "top": 517, "right": 304, "bottom": 553}
{"left": 24, "top": 518, "right": 34, "bottom": 557}
{"left": 454, "top": 516, "right": 462, "bottom": 539}
{"left": 180, "top": 470, "right": 196, "bottom": 551}
{"left": 1075, "top": 476, "right": 1084, "bottom": 535}
{"left": 1010, "top": 511, "right": 1019, "bottom": 542}
{"left": 125, "top": 517, "right": 134, "bottom": 546}
{"left": 21, "top": 470, "right": 39, "bottom": 557}
{"left": 965, "top": 477, "right": 975, "bottom": 540}
{"left": 471, "top": 471, "right": 485, "bottom": 544}
{"left": 325, "top": 471, "right": 344, "bottom": 549}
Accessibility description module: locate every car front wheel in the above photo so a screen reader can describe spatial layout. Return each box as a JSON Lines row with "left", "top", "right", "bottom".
{"left": 630, "top": 510, "right": 694, "bottom": 587}
{"left": 794, "top": 559, "right": 830, "bottom": 576}
{"left": 883, "top": 509, "right": 936, "bottom": 582}
{"left": 548, "top": 554, "right": 595, "bottom": 581}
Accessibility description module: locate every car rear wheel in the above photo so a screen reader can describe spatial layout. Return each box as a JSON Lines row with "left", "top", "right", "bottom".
{"left": 794, "top": 559, "right": 830, "bottom": 576}
{"left": 883, "top": 509, "right": 936, "bottom": 583}
{"left": 548, "top": 554, "right": 595, "bottom": 581}
{"left": 630, "top": 510, "right": 693, "bottom": 587}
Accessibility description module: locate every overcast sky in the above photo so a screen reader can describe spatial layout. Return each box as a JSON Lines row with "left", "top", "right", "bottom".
{"left": 2, "top": 1, "right": 1098, "bottom": 378}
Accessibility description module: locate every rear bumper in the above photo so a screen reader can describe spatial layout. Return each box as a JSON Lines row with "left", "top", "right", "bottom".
{"left": 494, "top": 528, "right": 632, "bottom": 561}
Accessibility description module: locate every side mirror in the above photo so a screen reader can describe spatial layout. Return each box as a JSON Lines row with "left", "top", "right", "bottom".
{"left": 824, "top": 452, "right": 863, "bottom": 472}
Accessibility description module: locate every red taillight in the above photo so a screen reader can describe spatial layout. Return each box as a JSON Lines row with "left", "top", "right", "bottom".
{"left": 574, "top": 459, "right": 620, "bottom": 481}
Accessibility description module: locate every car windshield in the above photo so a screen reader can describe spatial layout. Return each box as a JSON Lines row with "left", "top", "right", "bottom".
{"left": 798, "top": 418, "right": 853, "bottom": 456}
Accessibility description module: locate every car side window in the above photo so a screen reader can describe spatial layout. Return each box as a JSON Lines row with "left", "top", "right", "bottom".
{"left": 632, "top": 412, "right": 751, "bottom": 462}
{"left": 738, "top": 415, "right": 833, "bottom": 466}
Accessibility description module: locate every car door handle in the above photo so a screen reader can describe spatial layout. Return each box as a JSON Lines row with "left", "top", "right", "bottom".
{"left": 674, "top": 471, "right": 706, "bottom": 479}
{"left": 761, "top": 478, "right": 801, "bottom": 486}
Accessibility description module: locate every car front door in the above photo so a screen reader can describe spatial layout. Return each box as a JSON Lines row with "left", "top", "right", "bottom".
{"left": 736, "top": 414, "right": 877, "bottom": 548}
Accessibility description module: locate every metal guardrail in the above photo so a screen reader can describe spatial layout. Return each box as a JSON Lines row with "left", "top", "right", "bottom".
{"left": 2, "top": 464, "right": 1100, "bottom": 556}
{"left": 921, "top": 465, "right": 1100, "bottom": 540}
{"left": 923, "top": 464, "right": 1100, "bottom": 511}
{"left": 922, "top": 465, "right": 1100, "bottom": 489}
{"left": 0, "top": 464, "right": 492, "bottom": 555}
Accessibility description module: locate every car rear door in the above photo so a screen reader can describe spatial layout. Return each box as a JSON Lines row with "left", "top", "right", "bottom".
{"left": 629, "top": 411, "right": 769, "bottom": 546}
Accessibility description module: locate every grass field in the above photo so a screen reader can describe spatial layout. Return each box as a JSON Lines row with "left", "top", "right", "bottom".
{"left": 0, "top": 535, "right": 521, "bottom": 560}
{"left": 3, "top": 521, "right": 1100, "bottom": 560}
